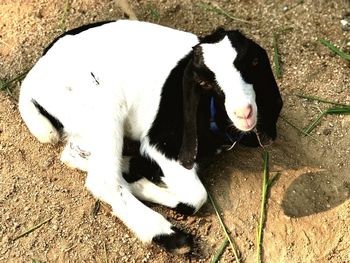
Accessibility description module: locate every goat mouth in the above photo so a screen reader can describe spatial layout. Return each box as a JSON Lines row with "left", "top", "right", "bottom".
{"left": 234, "top": 117, "right": 257, "bottom": 132}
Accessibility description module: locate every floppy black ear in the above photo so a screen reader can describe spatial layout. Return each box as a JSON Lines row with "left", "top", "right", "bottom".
{"left": 178, "top": 60, "right": 202, "bottom": 170}
{"left": 199, "top": 27, "right": 226, "bottom": 44}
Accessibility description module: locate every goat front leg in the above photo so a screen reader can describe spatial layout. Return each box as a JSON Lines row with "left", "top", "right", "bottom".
{"left": 84, "top": 110, "right": 192, "bottom": 254}
{"left": 141, "top": 139, "right": 208, "bottom": 215}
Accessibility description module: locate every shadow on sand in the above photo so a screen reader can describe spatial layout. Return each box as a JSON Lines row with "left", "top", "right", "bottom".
{"left": 282, "top": 170, "right": 350, "bottom": 217}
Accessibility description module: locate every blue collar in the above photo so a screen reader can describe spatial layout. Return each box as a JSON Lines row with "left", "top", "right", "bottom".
{"left": 209, "top": 97, "right": 244, "bottom": 144}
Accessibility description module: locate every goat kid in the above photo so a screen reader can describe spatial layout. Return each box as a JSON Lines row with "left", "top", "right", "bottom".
{"left": 19, "top": 20, "right": 282, "bottom": 253}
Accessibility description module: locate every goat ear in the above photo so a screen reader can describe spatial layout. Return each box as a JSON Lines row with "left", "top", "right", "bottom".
{"left": 199, "top": 27, "right": 226, "bottom": 44}
{"left": 178, "top": 60, "right": 201, "bottom": 169}
{"left": 192, "top": 45, "right": 204, "bottom": 68}
{"left": 191, "top": 46, "right": 215, "bottom": 90}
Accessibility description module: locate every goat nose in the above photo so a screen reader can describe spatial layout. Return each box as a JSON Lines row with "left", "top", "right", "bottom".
{"left": 234, "top": 105, "right": 252, "bottom": 119}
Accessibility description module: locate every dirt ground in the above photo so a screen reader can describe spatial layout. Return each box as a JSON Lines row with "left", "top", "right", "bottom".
{"left": 1, "top": 0, "right": 350, "bottom": 262}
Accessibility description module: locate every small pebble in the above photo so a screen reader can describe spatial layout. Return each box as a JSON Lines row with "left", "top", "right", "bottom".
{"left": 187, "top": 216, "right": 196, "bottom": 224}
{"left": 341, "top": 19, "right": 350, "bottom": 31}
{"left": 323, "top": 128, "right": 332, "bottom": 135}
{"left": 204, "top": 224, "right": 211, "bottom": 236}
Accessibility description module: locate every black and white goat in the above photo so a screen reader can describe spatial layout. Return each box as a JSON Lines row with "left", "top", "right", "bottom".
{"left": 19, "top": 20, "right": 283, "bottom": 253}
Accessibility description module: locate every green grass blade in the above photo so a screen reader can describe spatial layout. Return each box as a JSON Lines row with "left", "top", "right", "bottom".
{"left": 298, "top": 95, "right": 350, "bottom": 134}
{"left": 304, "top": 107, "right": 350, "bottom": 134}
{"left": 271, "top": 27, "right": 293, "bottom": 79}
{"left": 303, "top": 111, "right": 327, "bottom": 134}
{"left": 267, "top": 172, "right": 281, "bottom": 188}
{"left": 273, "top": 32, "right": 282, "bottom": 78}
{"left": 196, "top": 2, "right": 252, "bottom": 24}
{"left": 211, "top": 238, "right": 229, "bottom": 263}
{"left": 147, "top": 1, "right": 160, "bottom": 21}
{"left": 280, "top": 115, "right": 322, "bottom": 143}
{"left": 103, "top": 241, "right": 108, "bottom": 263}
{"left": 0, "top": 71, "right": 28, "bottom": 91}
{"left": 297, "top": 94, "right": 350, "bottom": 108}
{"left": 13, "top": 216, "right": 53, "bottom": 241}
{"left": 0, "top": 70, "right": 28, "bottom": 101}
{"left": 319, "top": 38, "right": 350, "bottom": 61}
{"left": 256, "top": 151, "right": 269, "bottom": 263}
{"left": 325, "top": 107, "right": 350, "bottom": 114}
{"left": 208, "top": 192, "right": 241, "bottom": 263}
{"left": 60, "top": 0, "right": 70, "bottom": 32}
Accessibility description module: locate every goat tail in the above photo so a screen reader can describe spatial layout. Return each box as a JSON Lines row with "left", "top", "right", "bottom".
{"left": 19, "top": 87, "right": 61, "bottom": 144}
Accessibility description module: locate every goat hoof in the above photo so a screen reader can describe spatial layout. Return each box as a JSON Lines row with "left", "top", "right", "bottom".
{"left": 175, "top": 203, "right": 196, "bottom": 215}
{"left": 153, "top": 227, "right": 193, "bottom": 254}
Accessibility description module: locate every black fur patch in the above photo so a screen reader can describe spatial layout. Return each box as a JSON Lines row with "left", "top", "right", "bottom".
{"left": 147, "top": 53, "right": 192, "bottom": 160}
{"left": 32, "top": 99, "right": 64, "bottom": 133}
{"left": 122, "top": 155, "right": 164, "bottom": 185}
{"left": 199, "top": 27, "right": 226, "bottom": 44}
{"left": 152, "top": 227, "right": 193, "bottom": 254}
{"left": 90, "top": 72, "right": 100, "bottom": 85}
{"left": 43, "top": 21, "right": 114, "bottom": 55}
{"left": 175, "top": 203, "right": 196, "bottom": 215}
{"left": 148, "top": 50, "right": 222, "bottom": 161}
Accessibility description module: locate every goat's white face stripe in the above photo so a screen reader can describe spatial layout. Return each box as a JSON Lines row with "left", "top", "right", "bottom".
{"left": 201, "top": 36, "right": 257, "bottom": 131}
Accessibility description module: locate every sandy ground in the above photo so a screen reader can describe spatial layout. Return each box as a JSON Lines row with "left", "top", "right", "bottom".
{"left": 1, "top": 0, "right": 350, "bottom": 262}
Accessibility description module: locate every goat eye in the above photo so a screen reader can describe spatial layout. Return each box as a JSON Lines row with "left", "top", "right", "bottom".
{"left": 252, "top": 58, "right": 259, "bottom": 66}
{"left": 198, "top": 80, "right": 213, "bottom": 90}
{"left": 199, "top": 81, "right": 207, "bottom": 86}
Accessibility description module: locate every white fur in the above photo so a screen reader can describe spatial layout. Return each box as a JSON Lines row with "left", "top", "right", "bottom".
{"left": 18, "top": 97, "right": 60, "bottom": 143}
{"left": 140, "top": 139, "right": 207, "bottom": 211}
{"left": 129, "top": 178, "right": 179, "bottom": 208}
{"left": 201, "top": 36, "right": 257, "bottom": 131}
{"left": 19, "top": 20, "right": 256, "bottom": 244}
{"left": 60, "top": 144, "right": 197, "bottom": 211}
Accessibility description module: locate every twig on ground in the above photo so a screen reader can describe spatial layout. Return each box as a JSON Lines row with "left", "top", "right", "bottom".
{"left": 92, "top": 199, "right": 101, "bottom": 218}
{"left": 31, "top": 259, "right": 42, "bottom": 263}
{"left": 63, "top": 244, "right": 78, "bottom": 253}
{"left": 116, "top": 0, "right": 138, "bottom": 20}
{"left": 283, "top": 0, "right": 304, "bottom": 13}
{"left": 13, "top": 216, "right": 54, "bottom": 241}
{"left": 103, "top": 241, "right": 108, "bottom": 263}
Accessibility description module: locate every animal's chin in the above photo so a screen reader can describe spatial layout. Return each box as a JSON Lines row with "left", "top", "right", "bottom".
{"left": 232, "top": 118, "right": 257, "bottom": 132}
{"left": 229, "top": 121, "right": 276, "bottom": 148}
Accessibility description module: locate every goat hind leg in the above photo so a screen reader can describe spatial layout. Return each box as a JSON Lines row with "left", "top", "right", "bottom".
{"left": 19, "top": 93, "right": 60, "bottom": 144}
{"left": 86, "top": 166, "right": 193, "bottom": 254}
{"left": 85, "top": 112, "right": 192, "bottom": 253}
